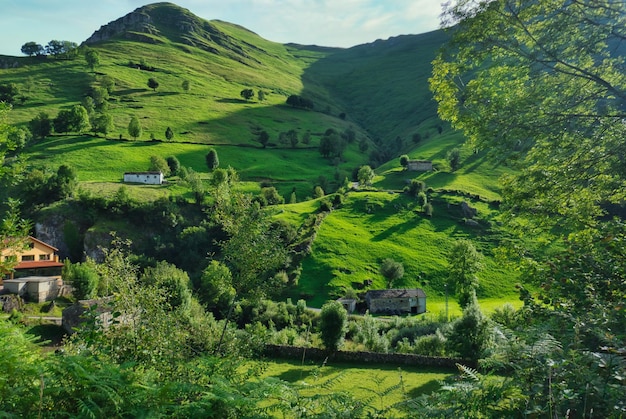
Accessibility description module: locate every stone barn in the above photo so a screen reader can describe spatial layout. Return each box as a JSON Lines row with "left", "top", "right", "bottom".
{"left": 407, "top": 160, "right": 433, "bottom": 171}
{"left": 365, "top": 288, "right": 426, "bottom": 314}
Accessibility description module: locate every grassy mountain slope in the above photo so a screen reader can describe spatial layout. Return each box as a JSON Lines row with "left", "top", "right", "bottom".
{"left": 0, "top": 2, "right": 521, "bottom": 306}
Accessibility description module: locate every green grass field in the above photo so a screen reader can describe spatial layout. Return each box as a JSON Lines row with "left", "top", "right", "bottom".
{"left": 289, "top": 190, "right": 519, "bottom": 307}
{"left": 257, "top": 358, "right": 456, "bottom": 416}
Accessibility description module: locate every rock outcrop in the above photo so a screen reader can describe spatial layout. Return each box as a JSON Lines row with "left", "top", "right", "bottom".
{"left": 83, "top": 2, "right": 264, "bottom": 65}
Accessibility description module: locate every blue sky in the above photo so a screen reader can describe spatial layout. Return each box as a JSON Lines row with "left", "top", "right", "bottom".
{"left": 0, "top": 0, "right": 443, "bottom": 56}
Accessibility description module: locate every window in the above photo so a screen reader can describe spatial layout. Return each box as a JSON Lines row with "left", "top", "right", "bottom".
{"left": 39, "top": 254, "right": 51, "bottom": 261}
{"left": 22, "top": 255, "right": 35, "bottom": 261}
{"left": 4, "top": 255, "right": 17, "bottom": 262}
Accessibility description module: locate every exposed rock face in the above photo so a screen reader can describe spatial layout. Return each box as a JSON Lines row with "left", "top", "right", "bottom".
{"left": 84, "top": 7, "right": 155, "bottom": 44}
{"left": 36, "top": 216, "right": 70, "bottom": 260}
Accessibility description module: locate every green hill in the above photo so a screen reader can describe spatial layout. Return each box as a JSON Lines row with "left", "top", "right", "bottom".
{"left": 0, "top": 2, "right": 520, "bottom": 305}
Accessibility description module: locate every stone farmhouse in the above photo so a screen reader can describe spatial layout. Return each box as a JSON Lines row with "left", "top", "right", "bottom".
{"left": 407, "top": 160, "right": 433, "bottom": 171}
{"left": 365, "top": 288, "right": 427, "bottom": 315}
{"left": 123, "top": 171, "right": 163, "bottom": 185}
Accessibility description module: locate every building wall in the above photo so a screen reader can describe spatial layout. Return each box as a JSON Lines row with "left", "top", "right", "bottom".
{"left": 123, "top": 172, "right": 163, "bottom": 185}
{"left": 1, "top": 239, "right": 58, "bottom": 264}
{"left": 369, "top": 297, "right": 413, "bottom": 313}
{"left": 407, "top": 160, "right": 433, "bottom": 171}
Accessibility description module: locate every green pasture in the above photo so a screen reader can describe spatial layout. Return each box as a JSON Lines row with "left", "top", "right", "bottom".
{"left": 291, "top": 191, "right": 519, "bottom": 308}
{"left": 257, "top": 358, "right": 456, "bottom": 416}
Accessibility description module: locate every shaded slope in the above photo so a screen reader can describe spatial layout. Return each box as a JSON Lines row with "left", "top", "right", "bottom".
{"left": 304, "top": 30, "right": 449, "bottom": 144}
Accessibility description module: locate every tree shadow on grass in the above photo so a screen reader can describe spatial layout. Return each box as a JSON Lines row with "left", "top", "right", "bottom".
{"left": 216, "top": 97, "right": 249, "bottom": 104}
{"left": 26, "top": 324, "right": 66, "bottom": 347}
{"left": 405, "top": 378, "right": 446, "bottom": 399}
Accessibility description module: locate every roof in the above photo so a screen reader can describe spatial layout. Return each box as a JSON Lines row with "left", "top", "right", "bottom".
{"left": 27, "top": 236, "right": 59, "bottom": 252}
{"left": 365, "top": 289, "right": 426, "bottom": 299}
{"left": 123, "top": 171, "right": 163, "bottom": 175}
{"left": 15, "top": 260, "right": 64, "bottom": 270}
{"left": 4, "top": 276, "right": 58, "bottom": 283}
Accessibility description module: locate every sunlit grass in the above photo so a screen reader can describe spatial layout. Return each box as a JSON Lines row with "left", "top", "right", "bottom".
{"left": 257, "top": 358, "right": 456, "bottom": 416}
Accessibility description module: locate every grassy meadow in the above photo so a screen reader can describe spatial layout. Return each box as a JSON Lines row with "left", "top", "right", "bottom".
{"left": 257, "top": 358, "right": 456, "bottom": 415}
{"left": 0, "top": 3, "right": 524, "bottom": 309}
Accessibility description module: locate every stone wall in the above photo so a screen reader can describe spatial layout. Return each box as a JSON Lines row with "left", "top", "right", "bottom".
{"left": 264, "top": 344, "right": 475, "bottom": 369}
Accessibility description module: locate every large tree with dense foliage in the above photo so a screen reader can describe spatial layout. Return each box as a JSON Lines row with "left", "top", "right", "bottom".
{"left": 127, "top": 115, "right": 142, "bottom": 140}
{"left": 447, "top": 239, "right": 482, "bottom": 308}
{"left": 430, "top": 0, "right": 626, "bottom": 416}
{"left": 20, "top": 41, "right": 44, "bottom": 56}
{"left": 319, "top": 300, "right": 348, "bottom": 351}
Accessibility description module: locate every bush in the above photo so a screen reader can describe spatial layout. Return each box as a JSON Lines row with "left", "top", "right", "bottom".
{"left": 413, "top": 331, "right": 447, "bottom": 356}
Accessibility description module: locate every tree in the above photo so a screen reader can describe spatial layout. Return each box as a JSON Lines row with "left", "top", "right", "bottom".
{"left": 257, "top": 130, "right": 269, "bottom": 148}
{"left": 257, "top": 89, "right": 266, "bottom": 101}
{"left": 7, "top": 127, "right": 30, "bottom": 152}
{"left": 90, "top": 86, "right": 109, "bottom": 110}
{"left": 206, "top": 148, "right": 219, "bottom": 171}
{"left": 53, "top": 105, "right": 90, "bottom": 134}
{"left": 165, "top": 126, "right": 174, "bottom": 141}
{"left": 313, "top": 185, "right": 324, "bottom": 199}
{"left": 128, "top": 116, "right": 141, "bottom": 140}
{"left": 149, "top": 155, "right": 170, "bottom": 177}
{"left": 140, "top": 261, "right": 193, "bottom": 313}
{"left": 198, "top": 260, "right": 234, "bottom": 311}
{"left": 240, "top": 88, "right": 254, "bottom": 101}
{"left": 445, "top": 295, "right": 490, "bottom": 361}
{"left": 45, "top": 40, "right": 77, "bottom": 59}
{"left": 213, "top": 187, "right": 290, "bottom": 352}
{"left": 84, "top": 49, "right": 100, "bottom": 71}
{"left": 319, "top": 301, "right": 347, "bottom": 351}
{"left": 399, "top": 155, "right": 409, "bottom": 169}
{"left": 101, "top": 76, "right": 116, "bottom": 94}
{"left": 433, "top": 1, "right": 626, "bottom": 373}
{"left": 66, "top": 259, "right": 100, "bottom": 300}
{"left": 447, "top": 147, "right": 461, "bottom": 171}
{"left": 147, "top": 78, "right": 159, "bottom": 92}
{"left": 259, "top": 187, "right": 284, "bottom": 206}
{"left": 380, "top": 258, "right": 404, "bottom": 289}
{"left": 424, "top": 202, "right": 433, "bottom": 217}
{"left": 29, "top": 112, "right": 52, "bottom": 139}
{"left": 166, "top": 156, "right": 180, "bottom": 175}
{"left": 319, "top": 130, "right": 346, "bottom": 159}
{"left": 0, "top": 83, "right": 20, "bottom": 105}
{"left": 357, "top": 165, "right": 375, "bottom": 187}
{"left": 181, "top": 79, "right": 190, "bottom": 92}
{"left": 408, "top": 179, "right": 425, "bottom": 197}
{"left": 185, "top": 169, "right": 205, "bottom": 204}
{"left": 0, "top": 199, "right": 31, "bottom": 276}
{"left": 447, "top": 239, "right": 482, "bottom": 309}
{"left": 20, "top": 42, "right": 43, "bottom": 56}
{"left": 286, "top": 94, "right": 314, "bottom": 109}
{"left": 81, "top": 96, "right": 95, "bottom": 115}
{"left": 49, "top": 164, "right": 78, "bottom": 200}
{"left": 90, "top": 112, "right": 113, "bottom": 137}
{"left": 287, "top": 129, "right": 298, "bottom": 148}
{"left": 416, "top": 191, "right": 427, "bottom": 210}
